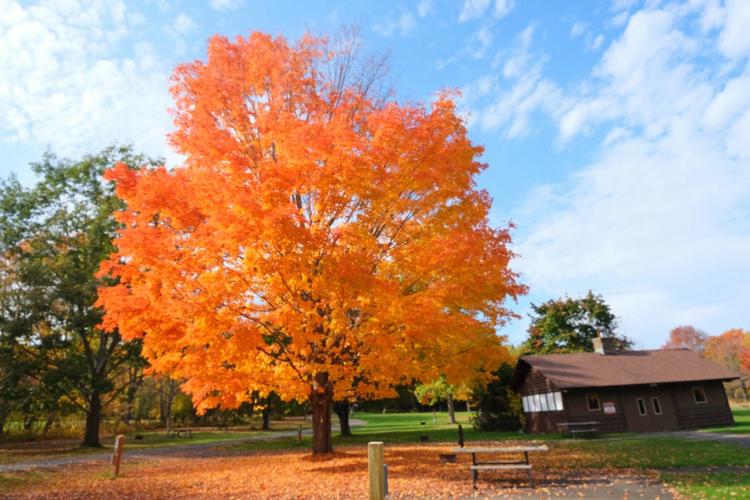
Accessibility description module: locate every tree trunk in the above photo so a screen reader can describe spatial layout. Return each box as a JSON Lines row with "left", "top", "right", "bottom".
{"left": 0, "top": 406, "right": 9, "bottom": 436}
{"left": 261, "top": 406, "right": 271, "bottom": 431}
{"left": 447, "top": 393, "right": 456, "bottom": 424}
{"left": 42, "top": 412, "right": 55, "bottom": 436}
{"left": 123, "top": 367, "right": 141, "bottom": 425}
{"left": 161, "top": 379, "right": 177, "bottom": 433}
{"left": 333, "top": 402, "right": 352, "bottom": 437}
{"left": 82, "top": 391, "right": 102, "bottom": 447}
{"left": 310, "top": 376, "right": 333, "bottom": 454}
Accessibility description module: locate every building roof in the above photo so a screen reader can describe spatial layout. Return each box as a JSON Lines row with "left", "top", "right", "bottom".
{"left": 516, "top": 349, "right": 739, "bottom": 389}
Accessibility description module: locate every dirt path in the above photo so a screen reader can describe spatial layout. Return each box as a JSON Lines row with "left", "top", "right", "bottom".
{"left": 0, "top": 419, "right": 366, "bottom": 473}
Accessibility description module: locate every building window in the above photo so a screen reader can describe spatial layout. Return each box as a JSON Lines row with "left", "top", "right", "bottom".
{"left": 553, "top": 391, "right": 564, "bottom": 411}
{"left": 636, "top": 397, "right": 647, "bottom": 416}
{"left": 651, "top": 397, "right": 663, "bottom": 415}
{"left": 693, "top": 386, "right": 708, "bottom": 404}
{"left": 539, "top": 393, "right": 549, "bottom": 411}
{"left": 522, "top": 392, "right": 565, "bottom": 413}
{"left": 586, "top": 393, "right": 601, "bottom": 411}
{"left": 546, "top": 393, "right": 556, "bottom": 411}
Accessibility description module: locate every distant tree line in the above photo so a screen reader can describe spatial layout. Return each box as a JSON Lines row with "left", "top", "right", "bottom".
{"left": 663, "top": 325, "right": 750, "bottom": 400}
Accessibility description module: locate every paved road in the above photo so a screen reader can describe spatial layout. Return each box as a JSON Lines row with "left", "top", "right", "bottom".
{"left": 499, "top": 472, "right": 676, "bottom": 499}
{"left": 669, "top": 430, "right": 750, "bottom": 448}
{"left": 0, "top": 419, "right": 366, "bottom": 473}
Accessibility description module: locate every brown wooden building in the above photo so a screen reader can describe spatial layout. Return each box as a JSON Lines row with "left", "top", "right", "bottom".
{"left": 513, "top": 339, "right": 739, "bottom": 434}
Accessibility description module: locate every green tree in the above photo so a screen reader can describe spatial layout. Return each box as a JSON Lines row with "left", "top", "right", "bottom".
{"left": 414, "top": 376, "right": 470, "bottom": 424}
{"left": 470, "top": 362, "right": 522, "bottom": 431}
{"left": 0, "top": 146, "right": 154, "bottom": 446}
{"left": 522, "top": 291, "right": 632, "bottom": 354}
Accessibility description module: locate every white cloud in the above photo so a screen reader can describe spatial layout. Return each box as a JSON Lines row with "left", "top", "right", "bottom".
{"left": 493, "top": 0, "right": 514, "bottom": 19}
{"left": 588, "top": 33, "right": 604, "bottom": 50}
{"left": 173, "top": 13, "right": 195, "bottom": 35}
{"left": 460, "top": 26, "right": 568, "bottom": 137}
{"left": 718, "top": 0, "right": 750, "bottom": 59}
{"left": 209, "top": 0, "right": 243, "bottom": 12}
{"left": 417, "top": 0, "right": 432, "bottom": 18}
{"left": 504, "top": 2, "right": 750, "bottom": 347}
{"left": 373, "top": 12, "right": 415, "bottom": 38}
{"left": 459, "top": 0, "right": 514, "bottom": 23}
{"left": 570, "top": 21, "right": 588, "bottom": 38}
{"left": 0, "top": 1, "right": 174, "bottom": 163}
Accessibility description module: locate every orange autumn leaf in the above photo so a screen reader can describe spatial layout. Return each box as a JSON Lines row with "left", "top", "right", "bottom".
{"left": 97, "top": 32, "right": 526, "bottom": 453}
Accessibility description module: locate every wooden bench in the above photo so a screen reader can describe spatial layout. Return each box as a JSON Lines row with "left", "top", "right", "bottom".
{"left": 453, "top": 445, "right": 549, "bottom": 488}
{"left": 557, "top": 421, "right": 600, "bottom": 439}
{"left": 167, "top": 428, "right": 193, "bottom": 438}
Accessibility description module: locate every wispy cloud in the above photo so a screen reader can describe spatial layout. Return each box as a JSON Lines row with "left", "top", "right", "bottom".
{"left": 459, "top": 0, "right": 515, "bottom": 23}
{"left": 0, "top": 0, "right": 174, "bottom": 163}
{"left": 417, "top": 0, "right": 432, "bottom": 18}
{"left": 460, "top": 26, "right": 567, "bottom": 137}
{"left": 373, "top": 12, "right": 416, "bottom": 38}
{"left": 503, "top": 2, "right": 750, "bottom": 346}
{"left": 209, "top": 0, "right": 243, "bottom": 12}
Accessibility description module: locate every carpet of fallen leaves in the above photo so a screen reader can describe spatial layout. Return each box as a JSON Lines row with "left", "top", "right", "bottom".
{"left": 4, "top": 441, "right": 666, "bottom": 499}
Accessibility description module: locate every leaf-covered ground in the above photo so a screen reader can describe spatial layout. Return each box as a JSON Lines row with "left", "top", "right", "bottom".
{"left": 2, "top": 442, "right": 677, "bottom": 499}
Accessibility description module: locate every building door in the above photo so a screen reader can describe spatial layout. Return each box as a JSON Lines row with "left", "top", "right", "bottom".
{"left": 622, "top": 387, "right": 679, "bottom": 432}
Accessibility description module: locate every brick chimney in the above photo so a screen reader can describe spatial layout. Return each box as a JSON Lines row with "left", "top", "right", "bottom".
{"left": 593, "top": 336, "right": 620, "bottom": 355}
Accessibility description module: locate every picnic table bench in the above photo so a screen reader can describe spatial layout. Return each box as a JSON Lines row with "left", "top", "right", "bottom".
{"left": 452, "top": 445, "right": 549, "bottom": 488}
{"left": 166, "top": 428, "right": 193, "bottom": 438}
{"left": 556, "top": 421, "right": 600, "bottom": 438}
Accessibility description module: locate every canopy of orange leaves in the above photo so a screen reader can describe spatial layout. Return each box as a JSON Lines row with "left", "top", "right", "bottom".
{"left": 97, "top": 32, "right": 525, "bottom": 417}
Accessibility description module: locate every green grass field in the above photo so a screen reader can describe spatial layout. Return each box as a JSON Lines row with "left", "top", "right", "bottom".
{"left": 663, "top": 472, "right": 750, "bottom": 499}
{"left": 705, "top": 407, "right": 750, "bottom": 434}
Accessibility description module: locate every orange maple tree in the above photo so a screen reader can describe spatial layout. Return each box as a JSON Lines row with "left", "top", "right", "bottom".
{"left": 661, "top": 325, "right": 708, "bottom": 354}
{"left": 97, "top": 32, "right": 525, "bottom": 453}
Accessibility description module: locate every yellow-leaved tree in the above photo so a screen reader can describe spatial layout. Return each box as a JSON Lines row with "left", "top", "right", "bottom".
{"left": 97, "top": 32, "right": 525, "bottom": 454}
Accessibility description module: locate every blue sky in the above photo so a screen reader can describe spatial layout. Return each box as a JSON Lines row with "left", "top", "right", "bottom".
{"left": 1, "top": 0, "right": 749, "bottom": 348}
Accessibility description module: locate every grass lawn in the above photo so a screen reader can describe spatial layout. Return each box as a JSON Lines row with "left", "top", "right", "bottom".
{"left": 704, "top": 407, "right": 750, "bottom": 434}
{"left": 662, "top": 472, "right": 750, "bottom": 499}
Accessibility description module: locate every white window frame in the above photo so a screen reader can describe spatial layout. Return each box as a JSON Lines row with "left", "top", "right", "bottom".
{"left": 586, "top": 393, "right": 601, "bottom": 411}
{"left": 692, "top": 386, "right": 708, "bottom": 404}
{"left": 651, "top": 397, "right": 663, "bottom": 415}
{"left": 636, "top": 397, "right": 647, "bottom": 416}
{"left": 522, "top": 396, "right": 530, "bottom": 413}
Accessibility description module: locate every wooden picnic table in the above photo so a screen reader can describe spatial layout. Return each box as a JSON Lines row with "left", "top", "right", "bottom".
{"left": 556, "top": 421, "right": 600, "bottom": 438}
{"left": 451, "top": 445, "right": 549, "bottom": 488}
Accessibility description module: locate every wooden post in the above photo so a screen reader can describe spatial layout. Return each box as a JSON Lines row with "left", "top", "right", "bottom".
{"left": 458, "top": 424, "right": 464, "bottom": 448}
{"left": 112, "top": 434, "right": 125, "bottom": 477}
{"left": 368, "top": 441, "right": 385, "bottom": 500}
{"left": 297, "top": 424, "right": 302, "bottom": 441}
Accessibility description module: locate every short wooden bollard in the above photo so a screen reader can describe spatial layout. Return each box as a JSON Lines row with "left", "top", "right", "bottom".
{"left": 112, "top": 434, "right": 125, "bottom": 477}
{"left": 368, "top": 441, "right": 385, "bottom": 500}
{"left": 297, "top": 424, "right": 302, "bottom": 441}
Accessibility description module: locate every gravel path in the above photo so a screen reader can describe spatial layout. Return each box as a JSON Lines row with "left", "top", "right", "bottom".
{"left": 0, "top": 419, "right": 367, "bottom": 473}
